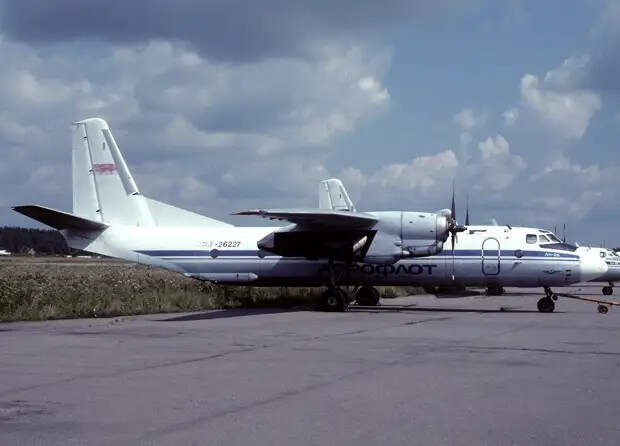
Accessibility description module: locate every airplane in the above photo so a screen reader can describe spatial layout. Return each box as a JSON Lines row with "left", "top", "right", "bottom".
{"left": 13, "top": 118, "right": 607, "bottom": 314}
{"left": 577, "top": 247, "right": 620, "bottom": 295}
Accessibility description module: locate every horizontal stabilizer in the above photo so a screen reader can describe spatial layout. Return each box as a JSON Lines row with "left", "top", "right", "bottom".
{"left": 13, "top": 205, "right": 108, "bottom": 231}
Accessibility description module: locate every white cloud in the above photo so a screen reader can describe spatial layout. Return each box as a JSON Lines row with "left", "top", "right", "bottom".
{"left": 543, "top": 55, "right": 590, "bottom": 89}
{"left": 0, "top": 37, "right": 392, "bottom": 222}
{"left": 357, "top": 76, "right": 390, "bottom": 104}
{"left": 502, "top": 108, "right": 519, "bottom": 126}
{"left": 477, "top": 135, "right": 509, "bottom": 159}
{"left": 369, "top": 150, "right": 459, "bottom": 192}
{"left": 470, "top": 135, "right": 525, "bottom": 191}
{"left": 453, "top": 108, "right": 486, "bottom": 131}
{"left": 519, "top": 73, "right": 602, "bottom": 140}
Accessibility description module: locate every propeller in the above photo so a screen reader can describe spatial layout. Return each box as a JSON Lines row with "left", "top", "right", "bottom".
{"left": 447, "top": 183, "right": 467, "bottom": 281}
{"left": 562, "top": 223, "right": 566, "bottom": 243}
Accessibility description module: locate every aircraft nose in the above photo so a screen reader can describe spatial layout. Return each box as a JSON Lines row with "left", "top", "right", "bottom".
{"left": 578, "top": 249, "right": 608, "bottom": 282}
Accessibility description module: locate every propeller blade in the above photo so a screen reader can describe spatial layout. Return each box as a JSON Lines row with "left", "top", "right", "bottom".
{"left": 451, "top": 232, "right": 455, "bottom": 281}
{"left": 465, "top": 195, "right": 470, "bottom": 226}
{"left": 450, "top": 181, "right": 456, "bottom": 220}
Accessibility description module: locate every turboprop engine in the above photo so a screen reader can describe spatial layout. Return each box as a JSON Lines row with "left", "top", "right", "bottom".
{"left": 361, "top": 211, "right": 451, "bottom": 264}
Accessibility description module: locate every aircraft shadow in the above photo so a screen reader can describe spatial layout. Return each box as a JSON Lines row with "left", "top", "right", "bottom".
{"left": 432, "top": 291, "right": 482, "bottom": 299}
{"left": 350, "top": 304, "right": 545, "bottom": 314}
{"left": 158, "top": 307, "right": 307, "bottom": 322}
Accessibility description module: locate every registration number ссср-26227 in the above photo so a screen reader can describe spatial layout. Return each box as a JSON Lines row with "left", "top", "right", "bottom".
{"left": 201, "top": 241, "right": 242, "bottom": 248}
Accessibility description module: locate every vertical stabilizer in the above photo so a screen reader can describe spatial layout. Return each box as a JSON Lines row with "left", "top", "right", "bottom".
{"left": 318, "top": 178, "right": 356, "bottom": 211}
{"left": 72, "top": 118, "right": 155, "bottom": 226}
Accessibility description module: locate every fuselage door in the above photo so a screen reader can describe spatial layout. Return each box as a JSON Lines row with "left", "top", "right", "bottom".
{"left": 482, "top": 237, "right": 500, "bottom": 275}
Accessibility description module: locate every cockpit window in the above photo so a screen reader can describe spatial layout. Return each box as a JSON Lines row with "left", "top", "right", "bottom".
{"left": 547, "top": 234, "right": 562, "bottom": 243}
{"left": 539, "top": 235, "right": 550, "bottom": 243}
{"left": 601, "top": 251, "right": 606, "bottom": 258}
{"left": 526, "top": 234, "right": 537, "bottom": 244}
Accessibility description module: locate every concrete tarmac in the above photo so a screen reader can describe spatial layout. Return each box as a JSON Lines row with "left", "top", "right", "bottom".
{"left": 2, "top": 285, "right": 620, "bottom": 445}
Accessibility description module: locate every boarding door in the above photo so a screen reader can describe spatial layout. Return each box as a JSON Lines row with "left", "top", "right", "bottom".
{"left": 482, "top": 238, "right": 500, "bottom": 275}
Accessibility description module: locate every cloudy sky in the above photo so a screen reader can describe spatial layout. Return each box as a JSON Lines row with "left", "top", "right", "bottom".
{"left": 1, "top": 0, "right": 619, "bottom": 245}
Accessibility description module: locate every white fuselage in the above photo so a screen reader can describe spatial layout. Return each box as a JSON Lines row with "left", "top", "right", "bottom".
{"left": 64, "top": 224, "right": 607, "bottom": 288}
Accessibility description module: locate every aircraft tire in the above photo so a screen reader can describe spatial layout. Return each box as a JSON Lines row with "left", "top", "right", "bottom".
{"left": 603, "top": 286, "right": 613, "bottom": 296}
{"left": 322, "top": 288, "right": 347, "bottom": 312}
{"left": 598, "top": 304, "right": 609, "bottom": 314}
{"left": 537, "top": 297, "right": 555, "bottom": 313}
{"left": 355, "top": 286, "right": 380, "bottom": 306}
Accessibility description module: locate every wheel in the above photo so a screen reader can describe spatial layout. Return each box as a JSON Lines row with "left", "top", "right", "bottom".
{"left": 355, "top": 286, "right": 380, "bottom": 306}
{"left": 551, "top": 293, "right": 558, "bottom": 301}
{"left": 603, "top": 286, "right": 613, "bottom": 296}
{"left": 598, "top": 305, "right": 609, "bottom": 314}
{"left": 423, "top": 286, "right": 437, "bottom": 294}
{"left": 321, "top": 288, "right": 347, "bottom": 312}
{"left": 537, "top": 297, "right": 555, "bottom": 313}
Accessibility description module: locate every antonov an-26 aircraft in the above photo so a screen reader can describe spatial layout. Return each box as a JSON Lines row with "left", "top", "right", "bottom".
{"left": 14, "top": 118, "right": 607, "bottom": 314}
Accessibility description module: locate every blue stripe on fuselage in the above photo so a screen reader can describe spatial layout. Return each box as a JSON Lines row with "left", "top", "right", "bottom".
{"left": 136, "top": 249, "right": 579, "bottom": 260}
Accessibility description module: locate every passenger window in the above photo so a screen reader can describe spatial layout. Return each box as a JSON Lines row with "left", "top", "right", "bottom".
{"left": 539, "top": 235, "right": 550, "bottom": 243}
{"left": 526, "top": 234, "right": 537, "bottom": 244}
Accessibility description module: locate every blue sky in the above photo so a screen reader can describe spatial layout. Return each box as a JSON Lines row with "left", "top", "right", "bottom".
{"left": 0, "top": 0, "right": 618, "bottom": 246}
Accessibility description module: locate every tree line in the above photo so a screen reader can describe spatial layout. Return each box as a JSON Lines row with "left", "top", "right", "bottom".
{"left": 0, "top": 227, "right": 71, "bottom": 255}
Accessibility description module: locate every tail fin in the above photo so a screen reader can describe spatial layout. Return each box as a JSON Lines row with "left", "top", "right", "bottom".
{"left": 72, "top": 118, "right": 231, "bottom": 227}
{"left": 73, "top": 118, "right": 154, "bottom": 226}
{"left": 318, "top": 178, "right": 356, "bottom": 212}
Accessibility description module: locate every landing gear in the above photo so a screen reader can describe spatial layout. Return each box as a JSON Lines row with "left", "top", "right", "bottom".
{"left": 317, "top": 257, "right": 350, "bottom": 312}
{"left": 598, "top": 304, "right": 609, "bottom": 314}
{"left": 355, "top": 286, "right": 380, "bottom": 306}
{"left": 320, "top": 287, "right": 349, "bottom": 312}
{"left": 603, "top": 286, "right": 613, "bottom": 296}
{"left": 486, "top": 285, "right": 504, "bottom": 296}
{"left": 537, "top": 297, "right": 555, "bottom": 313}
{"left": 544, "top": 286, "right": 558, "bottom": 301}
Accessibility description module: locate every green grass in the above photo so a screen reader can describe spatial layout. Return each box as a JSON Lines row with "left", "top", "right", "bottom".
{"left": 0, "top": 258, "right": 421, "bottom": 322}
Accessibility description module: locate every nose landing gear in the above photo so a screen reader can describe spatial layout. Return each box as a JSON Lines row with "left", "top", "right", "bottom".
{"left": 537, "top": 297, "right": 555, "bottom": 313}
{"left": 537, "top": 287, "right": 558, "bottom": 313}
{"left": 602, "top": 285, "right": 613, "bottom": 296}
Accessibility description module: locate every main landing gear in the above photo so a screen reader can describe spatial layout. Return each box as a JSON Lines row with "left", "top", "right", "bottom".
{"left": 318, "top": 258, "right": 352, "bottom": 312}
{"left": 319, "top": 287, "right": 350, "bottom": 312}
{"left": 602, "top": 284, "right": 614, "bottom": 296}
{"left": 354, "top": 286, "right": 380, "bottom": 306}
{"left": 537, "top": 287, "right": 558, "bottom": 313}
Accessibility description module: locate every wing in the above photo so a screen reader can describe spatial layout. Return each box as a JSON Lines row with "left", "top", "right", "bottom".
{"left": 233, "top": 208, "right": 378, "bottom": 260}
{"left": 233, "top": 208, "right": 377, "bottom": 229}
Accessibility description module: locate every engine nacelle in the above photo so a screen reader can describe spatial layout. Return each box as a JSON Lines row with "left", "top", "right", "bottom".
{"left": 361, "top": 211, "right": 449, "bottom": 264}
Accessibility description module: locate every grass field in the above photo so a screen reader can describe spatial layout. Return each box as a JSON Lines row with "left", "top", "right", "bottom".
{"left": 0, "top": 257, "right": 420, "bottom": 322}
